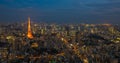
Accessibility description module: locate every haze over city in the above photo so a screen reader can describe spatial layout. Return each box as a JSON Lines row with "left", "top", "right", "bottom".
{"left": 0, "top": 0, "right": 120, "bottom": 24}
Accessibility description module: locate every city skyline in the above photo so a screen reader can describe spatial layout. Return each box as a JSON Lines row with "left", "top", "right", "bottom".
{"left": 0, "top": 0, "right": 120, "bottom": 24}
{"left": 0, "top": 1, "right": 119, "bottom": 62}
{"left": 0, "top": 20, "right": 119, "bottom": 63}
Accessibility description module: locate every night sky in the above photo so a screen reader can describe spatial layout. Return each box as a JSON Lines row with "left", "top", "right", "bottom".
{"left": 0, "top": 0, "right": 120, "bottom": 24}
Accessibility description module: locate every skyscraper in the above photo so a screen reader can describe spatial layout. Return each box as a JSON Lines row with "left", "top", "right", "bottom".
{"left": 27, "top": 17, "right": 33, "bottom": 39}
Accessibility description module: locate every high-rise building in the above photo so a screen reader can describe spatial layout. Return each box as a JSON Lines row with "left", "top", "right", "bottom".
{"left": 27, "top": 17, "right": 33, "bottom": 39}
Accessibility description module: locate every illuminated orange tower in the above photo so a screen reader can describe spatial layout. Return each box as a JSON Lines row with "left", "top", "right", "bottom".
{"left": 27, "top": 17, "right": 33, "bottom": 39}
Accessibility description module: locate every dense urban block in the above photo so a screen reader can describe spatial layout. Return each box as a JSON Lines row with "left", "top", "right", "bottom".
{"left": 0, "top": 18, "right": 119, "bottom": 63}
